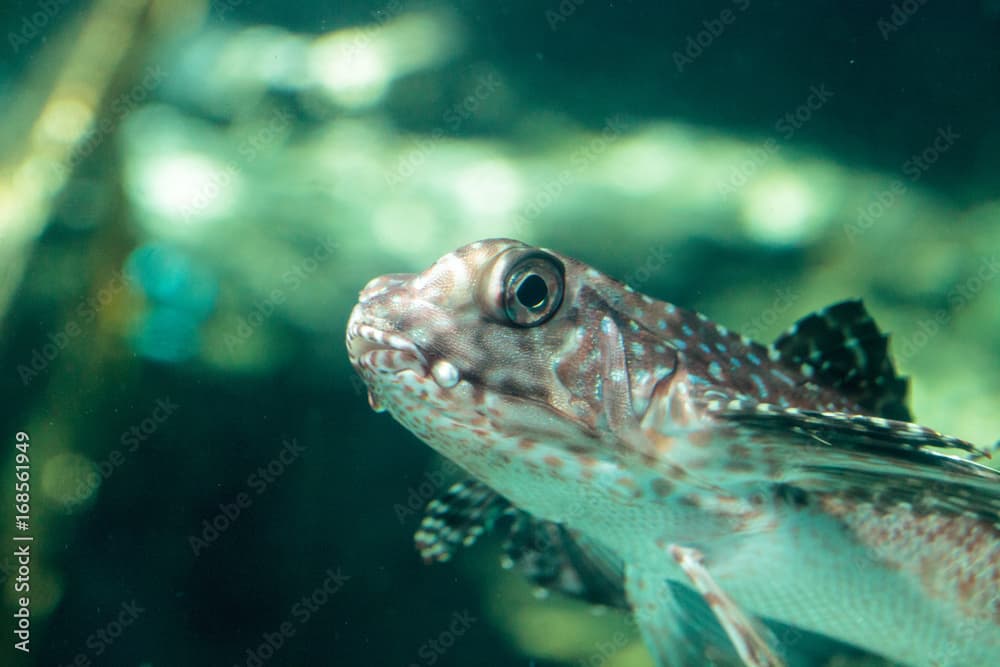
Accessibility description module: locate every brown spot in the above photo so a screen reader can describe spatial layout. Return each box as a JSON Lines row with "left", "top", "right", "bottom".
{"left": 666, "top": 464, "right": 688, "bottom": 480}
{"left": 616, "top": 476, "right": 637, "bottom": 490}
{"left": 689, "top": 430, "right": 714, "bottom": 447}
{"left": 517, "top": 438, "right": 536, "bottom": 451}
{"left": 543, "top": 455, "right": 564, "bottom": 469}
{"left": 724, "top": 458, "right": 756, "bottom": 473}
{"left": 958, "top": 572, "right": 977, "bottom": 601}
{"left": 639, "top": 452, "right": 658, "bottom": 467}
{"left": 729, "top": 443, "right": 751, "bottom": 458}
{"left": 703, "top": 592, "right": 722, "bottom": 608}
{"left": 652, "top": 478, "right": 673, "bottom": 497}
{"left": 576, "top": 454, "right": 597, "bottom": 467}
{"left": 653, "top": 434, "right": 675, "bottom": 452}
{"left": 581, "top": 469, "right": 594, "bottom": 480}
{"left": 679, "top": 494, "right": 702, "bottom": 508}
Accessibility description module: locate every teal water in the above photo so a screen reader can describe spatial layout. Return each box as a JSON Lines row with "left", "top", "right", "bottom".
{"left": 0, "top": 1, "right": 998, "bottom": 665}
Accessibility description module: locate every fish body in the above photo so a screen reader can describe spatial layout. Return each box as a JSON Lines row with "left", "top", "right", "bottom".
{"left": 346, "top": 239, "right": 1000, "bottom": 667}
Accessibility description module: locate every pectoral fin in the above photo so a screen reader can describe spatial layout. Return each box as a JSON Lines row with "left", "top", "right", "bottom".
{"left": 668, "top": 545, "right": 785, "bottom": 667}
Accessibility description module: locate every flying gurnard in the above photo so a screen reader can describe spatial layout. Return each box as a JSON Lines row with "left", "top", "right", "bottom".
{"left": 346, "top": 239, "right": 1000, "bottom": 667}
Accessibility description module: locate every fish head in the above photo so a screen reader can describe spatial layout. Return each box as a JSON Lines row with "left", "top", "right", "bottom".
{"left": 346, "top": 238, "right": 680, "bottom": 478}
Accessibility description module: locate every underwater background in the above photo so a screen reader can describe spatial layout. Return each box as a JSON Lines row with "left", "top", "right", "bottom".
{"left": 0, "top": 0, "right": 998, "bottom": 665}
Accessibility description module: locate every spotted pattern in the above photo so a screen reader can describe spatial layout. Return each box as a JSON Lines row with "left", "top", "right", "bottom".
{"left": 348, "top": 238, "right": 1000, "bottom": 667}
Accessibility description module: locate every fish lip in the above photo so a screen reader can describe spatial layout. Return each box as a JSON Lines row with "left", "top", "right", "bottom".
{"left": 346, "top": 309, "right": 429, "bottom": 376}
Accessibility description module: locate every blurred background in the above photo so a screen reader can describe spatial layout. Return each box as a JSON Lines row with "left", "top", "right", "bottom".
{"left": 0, "top": 0, "right": 998, "bottom": 665}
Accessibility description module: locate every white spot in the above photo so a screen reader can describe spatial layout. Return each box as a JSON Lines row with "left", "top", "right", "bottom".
{"left": 716, "top": 324, "right": 729, "bottom": 336}
{"left": 708, "top": 361, "right": 724, "bottom": 381}
{"left": 431, "top": 360, "right": 460, "bottom": 388}
{"left": 768, "top": 347, "right": 782, "bottom": 362}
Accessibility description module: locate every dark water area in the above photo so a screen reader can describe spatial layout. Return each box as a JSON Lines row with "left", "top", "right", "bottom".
{"left": 0, "top": 1, "right": 997, "bottom": 666}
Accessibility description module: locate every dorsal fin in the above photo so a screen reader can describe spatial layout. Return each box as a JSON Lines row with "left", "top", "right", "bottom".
{"left": 771, "top": 299, "right": 911, "bottom": 421}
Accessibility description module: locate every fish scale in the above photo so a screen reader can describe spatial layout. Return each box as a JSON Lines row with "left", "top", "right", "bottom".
{"left": 346, "top": 238, "right": 1000, "bottom": 667}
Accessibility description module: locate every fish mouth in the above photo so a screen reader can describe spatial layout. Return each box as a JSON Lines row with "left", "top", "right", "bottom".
{"left": 346, "top": 306, "right": 429, "bottom": 378}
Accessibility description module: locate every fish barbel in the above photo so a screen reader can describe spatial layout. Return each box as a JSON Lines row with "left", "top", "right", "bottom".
{"left": 346, "top": 238, "right": 1000, "bottom": 667}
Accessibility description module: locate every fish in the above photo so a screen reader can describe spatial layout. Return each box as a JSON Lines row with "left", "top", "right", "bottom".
{"left": 346, "top": 238, "right": 1000, "bottom": 667}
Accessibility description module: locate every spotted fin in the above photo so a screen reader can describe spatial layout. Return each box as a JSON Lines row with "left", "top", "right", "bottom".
{"left": 711, "top": 403, "right": 1000, "bottom": 526}
{"left": 772, "top": 300, "right": 911, "bottom": 421}
{"left": 419, "top": 483, "right": 891, "bottom": 666}
{"left": 714, "top": 400, "right": 987, "bottom": 458}
{"left": 415, "top": 479, "right": 627, "bottom": 608}
{"left": 415, "top": 479, "right": 513, "bottom": 563}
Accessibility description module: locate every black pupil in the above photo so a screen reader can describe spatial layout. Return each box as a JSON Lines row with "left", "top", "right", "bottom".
{"left": 516, "top": 274, "right": 548, "bottom": 310}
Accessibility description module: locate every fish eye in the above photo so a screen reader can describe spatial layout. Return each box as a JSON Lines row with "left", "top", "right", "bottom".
{"left": 503, "top": 253, "right": 564, "bottom": 327}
